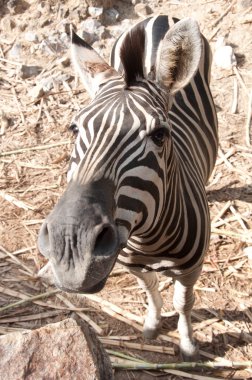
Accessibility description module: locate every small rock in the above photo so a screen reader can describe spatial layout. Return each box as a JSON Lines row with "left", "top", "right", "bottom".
{"left": 7, "top": 0, "right": 30, "bottom": 14}
{"left": 33, "top": 10, "right": 42, "bottom": 19}
{"left": 25, "top": 31, "right": 39, "bottom": 43}
{"left": 103, "top": 8, "right": 120, "bottom": 24}
{"left": 34, "top": 74, "right": 71, "bottom": 94}
{"left": 88, "top": 6, "right": 104, "bottom": 18}
{"left": 0, "top": 318, "right": 113, "bottom": 380}
{"left": 81, "top": 30, "right": 98, "bottom": 45}
{"left": 134, "top": 3, "right": 153, "bottom": 17}
{"left": 80, "top": 18, "right": 107, "bottom": 44}
{"left": 28, "top": 84, "right": 44, "bottom": 100}
{"left": 237, "top": 0, "right": 252, "bottom": 10}
{"left": 214, "top": 37, "right": 237, "bottom": 70}
{"left": 38, "top": 1, "right": 51, "bottom": 14}
{"left": 81, "top": 17, "right": 102, "bottom": 34}
{"left": 8, "top": 43, "right": 22, "bottom": 60}
{"left": 58, "top": 56, "right": 71, "bottom": 68}
{"left": 18, "top": 64, "right": 42, "bottom": 79}
{"left": 0, "top": 15, "right": 16, "bottom": 32}
{"left": 39, "top": 34, "right": 69, "bottom": 55}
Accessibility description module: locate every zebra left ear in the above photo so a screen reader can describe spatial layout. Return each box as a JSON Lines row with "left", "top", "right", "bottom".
{"left": 156, "top": 18, "right": 202, "bottom": 94}
{"left": 71, "top": 30, "right": 118, "bottom": 99}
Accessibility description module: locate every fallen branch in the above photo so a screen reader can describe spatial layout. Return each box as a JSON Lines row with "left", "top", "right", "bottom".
{"left": 56, "top": 293, "right": 104, "bottom": 336}
{"left": 210, "top": 0, "right": 236, "bottom": 29}
{"left": 110, "top": 357, "right": 252, "bottom": 371}
{"left": 0, "top": 289, "right": 59, "bottom": 313}
{"left": 101, "top": 338, "right": 175, "bottom": 355}
{"left": 0, "top": 140, "right": 71, "bottom": 157}
{"left": 0, "top": 191, "right": 35, "bottom": 211}
{"left": 83, "top": 293, "right": 144, "bottom": 325}
{"left": 211, "top": 227, "right": 252, "bottom": 243}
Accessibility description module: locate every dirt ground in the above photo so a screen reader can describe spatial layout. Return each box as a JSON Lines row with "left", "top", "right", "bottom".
{"left": 0, "top": 0, "right": 252, "bottom": 379}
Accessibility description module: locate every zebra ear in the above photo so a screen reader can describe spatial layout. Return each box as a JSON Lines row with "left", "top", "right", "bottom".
{"left": 71, "top": 30, "right": 118, "bottom": 98}
{"left": 156, "top": 18, "right": 202, "bottom": 94}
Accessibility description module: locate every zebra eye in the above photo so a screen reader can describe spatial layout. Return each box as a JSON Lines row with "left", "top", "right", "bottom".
{"left": 151, "top": 128, "right": 166, "bottom": 146}
{"left": 69, "top": 123, "right": 79, "bottom": 135}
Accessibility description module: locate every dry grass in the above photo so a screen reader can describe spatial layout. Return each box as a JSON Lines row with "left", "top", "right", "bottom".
{"left": 0, "top": 0, "right": 252, "bottom": 379}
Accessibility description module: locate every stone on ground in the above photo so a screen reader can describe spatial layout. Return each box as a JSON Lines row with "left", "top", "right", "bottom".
{"left": 0, "top": 317, "right": 113, "bottom": 380}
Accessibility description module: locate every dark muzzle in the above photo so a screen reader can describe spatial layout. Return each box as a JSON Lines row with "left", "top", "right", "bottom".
{"left": 38, "top": 180, "right": 120, "bottom": 293}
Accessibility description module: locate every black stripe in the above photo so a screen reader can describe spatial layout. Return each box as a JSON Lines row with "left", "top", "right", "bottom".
{"left": 151, "top": 15, "right": 169, "bottom": 68}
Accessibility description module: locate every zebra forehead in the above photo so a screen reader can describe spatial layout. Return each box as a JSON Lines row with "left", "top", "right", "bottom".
{"left": 77, "top": 100, "right": 164, "bottom": 136}
{"left": 74, "top": 85, "right": 167, "bottom": 133}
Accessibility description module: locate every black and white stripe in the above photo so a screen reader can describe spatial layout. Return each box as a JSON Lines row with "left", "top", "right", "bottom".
{"left": 67, "top": 15, "right": 218, "bottom": 278}
{"left": 38, "top": 15, "right": 218, "bottom": 359}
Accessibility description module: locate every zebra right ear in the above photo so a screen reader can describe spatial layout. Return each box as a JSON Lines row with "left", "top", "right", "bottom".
{"left": 155, "top": 18, "right": 202, "bottom": 94}
{"left": 71, "top": 30, "right": 118, "bottom": 99}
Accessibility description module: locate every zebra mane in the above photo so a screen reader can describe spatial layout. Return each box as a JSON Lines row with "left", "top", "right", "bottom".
{"left": 120, "top": 25, "right": 145, "bottom": 87}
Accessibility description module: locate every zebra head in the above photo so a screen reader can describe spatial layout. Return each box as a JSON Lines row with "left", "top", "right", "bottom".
{"left": 38, "top": 18, "right": 202, "bottom": 293}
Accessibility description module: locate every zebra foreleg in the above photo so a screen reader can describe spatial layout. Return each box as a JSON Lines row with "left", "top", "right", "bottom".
{"left": 173, "top": 267, "right": 202, "bottom": 360}
{"left": 131, "top": 270, "right": 163, "bottom": 339}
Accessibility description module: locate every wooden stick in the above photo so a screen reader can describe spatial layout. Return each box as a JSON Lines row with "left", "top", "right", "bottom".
{"left": 208, "top": 26, "right": 221, "bottom": 42}
{"left": 210, "top": 0, "right": 236, "bottom": 29}
{"left": 0, "top": 285, "right": 87, "bottom": 311}
{"left": 0, "top": 326, "right": 30, "bottom": 334}
{"left": 233, "top": 66, "right": 250, "bottom": 96}
{"left": 101, "top": 338, "right": 175, "bottom": 355}
{"left": 211, "top": 227, "right": 252, "bottom": 243}
{"left": 0, "top": 245, "right": 34, "bottom": 275}
{"left": 110, "top": 358, "right": 252, "bottom": 370}
{"left": 211, "top": 201, "right": 232, "bottom": 224}
{"left": 216, "top": 147, "right": 236, "bottom": 165}
{"left": 0, "top": 159, "right": 52, "bottom": 170}
{"left": 218, "top": 148, "right": 234, "bottom": 169}
{"left": 102, "top": 305, "right": 144, "bottom": 332}
{"left": 0, "top": 289, "right": 59, "bottom": 313}
{"left": 83, "top": 293, "right": 144, "bottom": 325}
{"left": 56, "top": 293, "right": 104, "bottom": 336}
{"left": 0, "top": 309, "right": 68, "bottom": 323}
{"left": 11, "top": 87, "right": 25, "bottom": 125}
{"left": 229, "top": 204, "right": 248, "bottom": 231}
{"left": 0, "top": 57, "right": 22, "bottom": 66}
{"left": 231, "top": 77, "right": 238, "bottom": 114}
{"left": 11, "top": 246, "right": 37, "bottom": 255}
{"left": 0, "top": 191, "right": 35, "bottom": 211}
{"left": 163, "top": 369, "right": 223, "bottom": 380}
{"left": 0, "top": 140, "right": 71, "bottom": 157}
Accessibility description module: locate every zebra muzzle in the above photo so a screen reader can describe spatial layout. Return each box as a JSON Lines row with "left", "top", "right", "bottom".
{"left": 37, "top": 180, "right": 121, "bottom": 293}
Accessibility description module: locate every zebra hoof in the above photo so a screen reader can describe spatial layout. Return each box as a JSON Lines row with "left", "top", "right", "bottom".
{"left": 143, "top": 326, "right": 160, "bottom": 339}
{"left": 180, "top": 339, "right": 199, "bottom": 361}
{"left": 143, "top": 320, "right": 161, "bottom": 339}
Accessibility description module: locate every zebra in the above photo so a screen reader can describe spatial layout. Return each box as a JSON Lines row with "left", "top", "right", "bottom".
{"left": 38, "top": 15, "right": 218, "bottom": 360}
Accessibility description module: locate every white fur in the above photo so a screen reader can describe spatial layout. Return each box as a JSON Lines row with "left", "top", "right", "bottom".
{"left": 156, "top": 18, "right": 202, "bottom": 94}
{"left": 71, "top": 36, "right": 118, "bottom": 98}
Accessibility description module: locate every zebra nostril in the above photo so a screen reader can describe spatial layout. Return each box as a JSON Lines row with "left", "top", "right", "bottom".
{"left": 93, "top": 225, "right": 117, "bottom": 256}
{"left": 38, "top": 222, "right": 50, "bottom": 258}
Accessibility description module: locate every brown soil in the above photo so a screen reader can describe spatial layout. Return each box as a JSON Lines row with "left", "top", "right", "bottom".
{"left": 0, "top": 1, "right": 252, "bottom": 379}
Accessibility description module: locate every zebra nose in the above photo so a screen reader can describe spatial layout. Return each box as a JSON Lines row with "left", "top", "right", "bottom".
{"left": 93, "top": 224, "right": 118, "bottom": 257}
{"left": 38, "top": 220, "right": 119, "bottom": 259}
